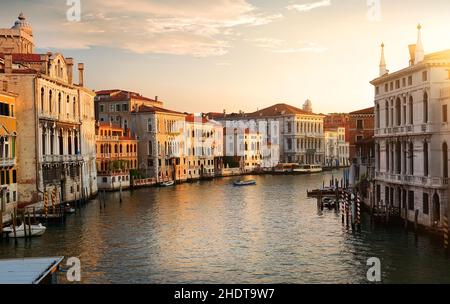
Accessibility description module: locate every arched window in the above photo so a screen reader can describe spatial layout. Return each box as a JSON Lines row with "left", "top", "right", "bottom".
{"left": 74, "top": 133, "right": 78, "bottom": 154}
{"left": 385, "top": 101, "right": 389, "bottom": 127}
{"left": 40, "top": 88, "right": 44, "bottom": 112}
{"left": 114, "top": 144, "right": 118, "bottom": 154}
{"left": 120, "top": 144, "right": 123, "bottom": 153}
{"left": 443, "top": 142, "right": 448, "bottom": 178}
{"left": 424, "top": 141, "right": 429, "bottom": 176}
{"left": 59, "top": 130, "right": 63, "bottom": 155}
{"left": 423, "top": 92, "right": 428, "bottom": 123}
{"left": 396, "top": 98, "right": 401, "bottom": 126}
{"left": 50, "top": 130, "right": 54, "bottom": 155}
{"left": 58, "top": 92, "right": 62, "bottom": 114}
{"left": 49, "top": 90, "right": 53, "bottom": 113}
{"left": 73, "top": 98, "right": 76, "bottom": 119}
{"left": 409, "top": 96, "right": 414, "bottom": 125}
{"left": 148, "top": 141, "right": 152, "bottom": 155}
{"left": 409, "top": 142, "right": 414, "bottom": 175}
{"left": 68, "top": 133, "right": 72, "bottom": 155}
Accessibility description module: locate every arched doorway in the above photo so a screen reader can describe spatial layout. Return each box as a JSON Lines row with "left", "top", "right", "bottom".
{"left": 432, "top": 193, "right": 441, "bottom": 226}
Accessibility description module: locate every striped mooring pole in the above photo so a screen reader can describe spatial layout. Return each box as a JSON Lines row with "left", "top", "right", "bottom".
{"left": 51, "top": 188, "right": 57, "bottom": 210}
{"left": 340, "top": 191, "right": 345, "bottom": 224}
{"left": 44, "top": 191, "right": 49, "bottom": 217}
{"left": 356, "top": 195, "right": 362, "bottom": 232}
{"left": 444, "top": 216, "right": 449, "bottom": 251}
{"left": 345, "top": 192, "right": 350, "bottom": 228}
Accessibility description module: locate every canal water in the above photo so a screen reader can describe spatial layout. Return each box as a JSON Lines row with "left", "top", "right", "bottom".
{"left": 1, "top": 171, "right": 449, "bottom": 284}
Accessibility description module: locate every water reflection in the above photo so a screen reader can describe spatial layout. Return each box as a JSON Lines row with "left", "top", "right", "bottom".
{"left": 1, "top": 171, "right": 449, "bottom": 283}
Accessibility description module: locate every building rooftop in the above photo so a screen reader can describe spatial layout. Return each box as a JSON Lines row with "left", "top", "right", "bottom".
{"left": 95, "top": 89, "right": 163, "bottom": 105}
{"left": 135, "top": 105, "right": 185, "bottom": 116}
{"left": 349, "top": 107, "right": 374, "bottom": 115}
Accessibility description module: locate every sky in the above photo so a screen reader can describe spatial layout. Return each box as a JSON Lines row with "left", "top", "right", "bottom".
{"left": 1, "top": 0, "right": 450, "bottom": 114}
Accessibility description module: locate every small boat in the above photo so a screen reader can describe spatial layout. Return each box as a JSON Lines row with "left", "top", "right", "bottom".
{"left": 3, "top": 223, "right": 47, "bottom": 238}
{"left": 322, "top": 197, "right": 336, "bottom": 208}
{"left": 233, "top": 180, "right": 257, "bottom": 187}
{"left": 160, "top": 180, "right": 175, "bottom": 187}
{"left": 65, "top": 204, "right": 76, "bottom": 214}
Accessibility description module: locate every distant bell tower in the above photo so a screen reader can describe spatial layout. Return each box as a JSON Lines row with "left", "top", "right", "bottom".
{"left": 0, "top": 12, "right": 35, "bottom": 54}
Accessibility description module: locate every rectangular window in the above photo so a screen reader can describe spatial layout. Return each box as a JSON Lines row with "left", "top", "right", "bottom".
{"left": 395, "top": 80, "right": 400, "bottom": 89}
{"left": 122, "top": 104, "right": 129, "bottom": 111}
{"left": 390, "top": 82, "right": 394, "bottom": 91}
{"left": 5, "top": 170, "right": 10, "bottom": 184}
{"left": 12, "top": 170, "right": 16, "bottom": 183}
{"left": 408, "top": 191, "right": 414, "bottom": 211}
{"left": 357, "top": 119, "right": 364, "bottom": 130}
{"left": 422, "top": 71, "right": 428, "bottom": 81}
{"left": 110, "top": 105, "right": 115, "bottom": 112}
{"left": 116, "top": 104, "right": 121, "bottom": 112}
{"left": 0, "top": 171, "right": 4, "bottom": 185}
{"left": 443, "top": 104, "right": 448, "bottom": 123}
{"left": 375, "top": 87, "right": 379, "bottom": 95}
{"left": 408, "top": 76, "right": 413, "bottom": 86}
{"left": 385, "top": 83, "right": 389, "bottom": 92}
{"left": 99, "top": 105, "right": 104, "bottom": 112}
{"left": 402, "top": 78, "right": 406, "bottom": 87}
{"left": 423, "top": 193, "right": 429, "bottom": 215}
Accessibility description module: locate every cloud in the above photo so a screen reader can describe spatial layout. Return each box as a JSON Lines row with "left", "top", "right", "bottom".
{"left": 246, "top": 38, "right": 327, "bottom": 54}
{"left": 35, "top": 0, "right": 283, "bottom": 57}
{"left": 286, "top": 0, "right": 331, "bottom": 12}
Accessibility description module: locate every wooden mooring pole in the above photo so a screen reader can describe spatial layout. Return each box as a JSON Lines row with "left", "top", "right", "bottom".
{"left": 12, "top": 209, "right": 17, "bottom": 240}
{"left": 22, "top": 212, "right": 27, "bottom": 239}
{"left": 0, "top": 211, "right": 3, "bottom": 240}
{"left": 356, "top": 195, "right": 362, "bottom": 232}
{"left": 27, "top": 211, "right": 32, "bottom": 238}
{"left": 414, "top": 209, "right": 419, "bottom": 232}
{"left": 443, "top": 216, "right": 448, "bottom": 251}
{"left": 345, "top": 192, "right": 350, "bottom": 228}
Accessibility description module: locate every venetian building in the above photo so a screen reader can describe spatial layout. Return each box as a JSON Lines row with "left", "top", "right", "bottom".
{"left": 0, "top": 14, "right": 98, "bottom": 207}
{"left": 0, "top": 81, "right": 18, "bottom": 217}
{"left": 184, "top": 114, "right": 223, "bottom": 180}
{"left": 214, "top": 103, "right": 325, "bottom": 165}
{"left": 131, "top": 105, "right": 187, "bottom": 183}
{"left": 371, "top": 25, "right": 450, "bottom": 228}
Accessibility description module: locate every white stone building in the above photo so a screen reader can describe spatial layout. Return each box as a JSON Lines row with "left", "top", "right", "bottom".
{"left": 184, "top": 114, "right": 223, "bottom": 180}
{"left": 324, "top": 127, "right": 350, "bottom": 167}
{"left": 371, "top": 25, "right": 450, "bottom": 228}
{"left": 212, "top": 102, "right": 324, "bottom": 167}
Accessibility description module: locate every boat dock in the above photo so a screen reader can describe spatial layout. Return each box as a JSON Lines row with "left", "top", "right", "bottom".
{"left": 0, "top": 257, "right": 64, "bottom": 284}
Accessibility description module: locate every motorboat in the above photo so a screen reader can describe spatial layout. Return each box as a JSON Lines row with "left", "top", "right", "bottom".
{"left": 160, "top": 180, "right": 175, "bottom": 187}
{"left": 293, "top": 164, "right": 323, "bottom": 174}
{"left": 65, "top": 203, "right": 76, "bottom": 214}
{"left": 3, "top": 223, "right": 47, "bottom": 238}
{"left": 233, "top": 180, "right": 257, "bottom": 187}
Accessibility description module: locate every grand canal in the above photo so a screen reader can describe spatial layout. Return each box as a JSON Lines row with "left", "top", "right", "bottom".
{"left": 1, "top": 171, "right": 449, "bottom": 284}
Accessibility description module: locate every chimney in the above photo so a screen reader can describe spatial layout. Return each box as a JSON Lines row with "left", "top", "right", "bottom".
{"left": 4, "top": 54, "right": 13, "bottom": 74}
{"left": 408, "top": 44, "right": 416, "bottom": 66}
{"left": 155, "top": 96, "right": 158, "bottom": 102}
{"left": 66, "top": 58, "right": 74, "bottom": 84}
{"left": 78, "top": 63, "right": 84, "bottom": 87}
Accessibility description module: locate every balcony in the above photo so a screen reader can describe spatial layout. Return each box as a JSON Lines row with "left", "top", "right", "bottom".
{"left": 375, "top": 123, "right": 431, "bottom": 138}
{"left": 42, "top": 154, "right": 83, "bottom": 163}
{"left": 0, "top": 158, "right": 16, "bottom": 167}
{"left": 375, "top": 171, "right": 449, "bottom": 188}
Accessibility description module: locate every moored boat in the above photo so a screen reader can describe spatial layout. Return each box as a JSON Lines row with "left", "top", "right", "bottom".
{"left": 3, "top": 223, "right": 47, "bottom": 238}
{"left": 293, "top": 164, "right": 323, "bottom": 174}
{"left": 233, "top": 180, "right": 257, "bottom": 186}
{"left": 160, "top": 180, "right": 175, "bottom": 187}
